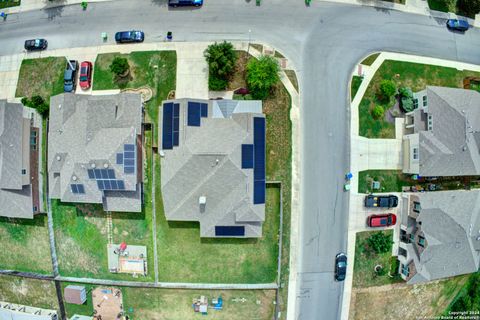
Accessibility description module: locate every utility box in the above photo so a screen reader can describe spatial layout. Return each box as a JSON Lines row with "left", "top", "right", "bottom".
{"left": 64, "top": 285, "right": 87, "bottom": 305}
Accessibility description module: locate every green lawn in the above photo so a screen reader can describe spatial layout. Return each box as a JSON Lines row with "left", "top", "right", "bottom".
{"left": 0, "top": 0, "right": 20, "bottom": 9}
{"left": 359, "top": 60, "right": 480, "bottom": 138}
{"left": 361, "top": 53, "right": 380, "bottom": 66}
{"left": 351, "top": 76, "right": 363, "bottom": 101}
{"left": 0, "top": 275, "right": 58, "bottom": 310}
{"left": 93, "top": 51, "right": 177, "bottom": 127}
{"left": 0, "top": 215, "right": 52, "bottom": 274}
{"left": 353, "top": 230, "right": 403, "bottom": 288}
{"left": 358, "top": 170, "right": 414, "bottom": 193}
{"left": 15, "top": 57, "right": 65, "bottom": 101}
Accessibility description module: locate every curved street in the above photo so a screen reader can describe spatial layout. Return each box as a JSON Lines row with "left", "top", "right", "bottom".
{"left": 1, "top": 1, "right": 480, "bottom": 319}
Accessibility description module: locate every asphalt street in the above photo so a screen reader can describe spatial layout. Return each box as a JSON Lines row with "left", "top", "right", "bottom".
{"left": 1, "top": 1, "right": 480, "bottom": 319}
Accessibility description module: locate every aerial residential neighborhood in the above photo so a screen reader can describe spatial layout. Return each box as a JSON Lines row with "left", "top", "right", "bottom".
{"left": 1, "top": 0, "right": 480, "bottom": 320}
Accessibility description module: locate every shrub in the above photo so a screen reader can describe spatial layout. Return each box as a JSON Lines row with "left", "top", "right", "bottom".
{"left": 457, "top": 0, "right": 480, "bottom": 18}
{"left": 379, "top": 80, "right": 396, "bottom": 102}
{"left": 246, "top": 55, "right": 280, "bottom": 100}
{"left": 367, "top": 232, "right": 393, "bottom": 254}
{"left": 109, "top": 57, "right": 129, "bottom": 76}
{"left": 371, "top": 105, "right": 384, "bottom": 120}
{"left": 204, "top": 41, "right": 237, "bottom": 90}
{"left": 399, "top": 87, "right": 414, "bottom": 112}
{"left": 22, "top": 95, "right": 49, "bottom": 118}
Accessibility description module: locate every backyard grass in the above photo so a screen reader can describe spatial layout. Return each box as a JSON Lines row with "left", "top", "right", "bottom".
{"left": 0, "top": 0, "right": 20, "bottom": 9}
{"left": 359, "top": 60, "right": 480, "bottom": 138}
{"left": 0, "top": 275, "right": 58, "bottom": 310}
{"left": 285, "top": 69, "right": 299, "bottom": 93}
{"left": 353, "top": 230, "right": 403, "bottom": 288}
{"left": 358, "top": 170, "right": 414, "bottom": 193}
{"left": 15, "top": 57, "right": 65, "bottom": 100}
{"left": 351, "top": 75, "right": 363, "bottom": 101}
{"left": 361, "top": 53, "right": 380, "bottom": 66}
{"left": 93, "top": 51, "right": 177, "bottom": 126}
{"left": 0, "top": 215, "right": 52, "bottom": 274}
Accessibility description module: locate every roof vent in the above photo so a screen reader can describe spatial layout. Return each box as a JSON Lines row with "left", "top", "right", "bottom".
{"left": 72, "top": 175, "right": 78, "bottom": 181}
{"left": 159, "top": 151, "right": 165, "bottom": 158}
{"left": 476, "top": 236, "right": 480, "bottom": 241}
{"left": 199, "top": 196, "right": 206, "bottom": 205}
{"left": 91, "top": 163, "right": 96, "bottom": 168}
{"left": 58, "top": 104, "right": 61, "bottom": 109}
{"left": 56, "top": 155, "right": 61, "bottom": 161}
{"left": 103, "top": 163, "right": 109, "bottom": 168}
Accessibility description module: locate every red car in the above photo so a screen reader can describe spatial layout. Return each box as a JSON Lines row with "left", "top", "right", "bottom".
{"left": 367, "top": 213, "right": 396, "bottom": 228}
{"left": 79, "top": 61, "right": 93, "bottom": 89}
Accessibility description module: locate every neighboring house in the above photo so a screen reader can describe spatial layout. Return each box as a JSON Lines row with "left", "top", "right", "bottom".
{"left": 0, "top": 301, "right": 57, "bottom": 320}
{"left": 159, "top": 99, "right": 266, "bottom": 238}
{"left": 403, "top": 86, "right": 480, "bottom": 176}
{"left": 397, "top": 190, "right": 480, "bottom": 284}
{"left": 0, "top": 100, "right": 43, "bottom": 219}
{"left": 48, "top": 93, "right": 143, "bottom": 212}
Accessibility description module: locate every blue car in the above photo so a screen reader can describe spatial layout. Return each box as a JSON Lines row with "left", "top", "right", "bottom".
{"left": 446, "top": 19, "right": 469, "bottom": 32}
{"left": 168, "top": 0, "right": 203, "bottom": 7}
{"left": 114, "top": 30, "right": 145, "bottom": 43}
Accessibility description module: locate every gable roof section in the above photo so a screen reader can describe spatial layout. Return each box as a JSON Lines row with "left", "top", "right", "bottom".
{"left": 0, "top": 100, "right": 23, "bottom": 190}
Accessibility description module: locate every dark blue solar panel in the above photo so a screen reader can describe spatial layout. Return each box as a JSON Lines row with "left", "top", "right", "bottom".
{"left": 124, "top": 144, "right": 135, "bottom": 151}
{"left": 253, "top": 117, "right": 266, "bottom": 181}
{"left": 215, "top": 226, "right": 245, "bottom": 237}
{"left": 241, "top": 144, "right": 254, "bottom": 169}
{"left": 187, "top": 102, "right": 201, "bottom": 126}
{"left": 94, "top": 169, "right": 102, "bottom": 179}
{"left": 110, "top": 180, "right": 118, "bottom": 190}
{"left": 77, "top": 184, "right": 85, "bottom": 194}
{"left": 87, "top": 169, "right": 95, "bottom": 179}
{"left": 116, "top": 153, "right": 123, "bottom": 165}
{"left": 200, "top": 103, "right": 208, "bottom": 117}
{"left": 117, "top": 180, "right": 125, "bottom": 190}
{"left": 173, "top": 118, "right": 179, "bottom": 131}
{"left": 107, "top": 169, "right": 115, "bottom": 179}
{"left": 100, "top": 169, "right": 109, "bottom": 179}
{"left": 97, "top": 180, "right": 104, "bottom": 190}
{"left": 124, "top": 151, "right": 135, "bottom": 159}
{"left": 124, "top": 166, "right": 135, "bottom": 174}
{"left": 173, "top": 132, "right": 179, "bottom": 146}
{"left": 124, "top": 159, "right": 135, "bottom": 166}
{"left": 253, "top": 180, "right": 266, "bottom": 204}
{"left": 173, "top": 103, "right": 180, "bottom": 117}
{"left": 71, "top": 184, "right": 78, "bottom": 193}
{"left": 162, "top": 103, "right": 174, "bottom": 149}
{"left": 103, "top": 180, "right": 111, "bottom": 190}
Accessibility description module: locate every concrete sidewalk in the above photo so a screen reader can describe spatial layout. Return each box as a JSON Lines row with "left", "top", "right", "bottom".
{"left": 2, "top": 0, "right": 113, "bottom": 14}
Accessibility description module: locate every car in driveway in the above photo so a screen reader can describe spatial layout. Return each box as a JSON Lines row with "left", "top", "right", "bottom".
{"left": 367, "top": 213, "right": 397, "bottom": 228}
{"left": 24, "top": 39, "right": 48, "bottom": 51}
{"left": 335, "top": 253, "right": 347, "bottom": 281}
{"left": 364, "top": 194, "right": 398, "bottom": 208}
{"left": 79, "top": 61, "right": 93, "bottom": 90}
{"left": 168, "top": 0, "right": 203, "bottom": 7}
{"left": 64, "top": 60, "right": 78, "bottom": 92}
{"left": 114, "top": 30, "right": 145, "bottom": 43}
{"left": 446, "top": 19, "right": 469, "bottom": 31}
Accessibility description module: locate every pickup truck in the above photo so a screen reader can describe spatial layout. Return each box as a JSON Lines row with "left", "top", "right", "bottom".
{"left": 64, "top": 60, "right": 78, "bottom": 92}
{"left": 364, "top": 194, "right": 398, "bottom": 208}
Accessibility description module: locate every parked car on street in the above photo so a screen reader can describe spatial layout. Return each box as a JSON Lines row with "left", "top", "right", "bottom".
{"left": 114, "top": 30, "right": 145, "bottom": 43}
{"left": 168, "top": 0, "right": 203, "bottom": 7}
{"left": 64, "top": 60, "right": 79, "bottom": 93}
{"left": 79, "top": 61, "right": 93, "bottom": 90}
{"left": 24, "top": 39, "right": 48, "bottom": 51}
{"left": 364, "top": 194, "right": 398, "bottom": 208}
{"left": 446, "top": 19, "right": 469, "bottom": 31}
{"left": 367, "top": 213, "right": 397, "bottom": 228}
{"left": 335, "top": 253, "right": 347, "bottom": 281}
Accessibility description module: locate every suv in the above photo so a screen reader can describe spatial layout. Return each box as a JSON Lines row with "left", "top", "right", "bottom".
{"left": 24, "top": 39, "right": 48, "bottom": 51}
{"left": 364, "top": 194, "right": 398, "bottom": 208}
{"left": 335, "top": 253, "right": 347, "bottom": 281}
{"left": 168, "top": 0, "right": 203, "bottom": 7}
{"left": 446, "top": 19, "right": 469, "bottom": 32}
{"left": 64, "top": 60, "right": 79, "bottom": 92}
{"left": 367, "top": 213, "right": 397, "bottom": 228}
{"left": 115, "top": 30, "right": 144, "bottom": 43}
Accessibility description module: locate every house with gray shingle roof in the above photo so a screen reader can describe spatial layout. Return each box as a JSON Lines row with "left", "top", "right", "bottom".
{"left": 397, "top": 190, "right": 480, "bottom": 284}
{"left": 403, "top": 86, "right": 480, "bottom": 176}
{"left": 158, "top": 98, "right": 266, "bottom": 238}
{"left": 0, "top": 100, "right": 43, "bottom": 219}
{"left": 48, "top": 93, "right": 143, "bottom": 212}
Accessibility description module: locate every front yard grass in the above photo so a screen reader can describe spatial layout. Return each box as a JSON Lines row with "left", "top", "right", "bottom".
{"left": 0, "top": 0, "right": 21, "bottom": 9}
{"left": 361, "top": 53, "right": 380, "bottom": 66}
{"left": 0, "top": 215, "right": 52, "bottom": 274}
{"left": 353, "top": 230, "right": 402, "bottom": 288}
{"left": 358, "top": 170, "right": 414, "bottom": 193}
{"left": 351, "top": 75, "right": 363, "bottom": 101}
{"left": 359, "top": 60, "right": 480, "bottom": 138}
{"left": 15, "top": 57, "right": 65, "bottom": 100}
{"left": 0, "top": 275, "right": 58, "bottom": 310}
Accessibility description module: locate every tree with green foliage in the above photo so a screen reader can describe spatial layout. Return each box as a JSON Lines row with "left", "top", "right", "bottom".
{"left": 204, "top": 41, "right": 237, "bottom": 91}
{"left": 378, "top": 80, "right": 396, "bottom": 102}
{"left": 457, "top": 0, "right": 480, "bottom": 18}
{"left": 371, "top": 105, "right": 384, "bottom": 120}
{"left": 246, "top": 55, "right": 280, "bottom": 100}
{"left": 109, "top": 57, "right": 129, "bottom": 77}
{"left": 367, "top": 232, "right": 392, "bottom": 254}
{"left": 21, "top": 95, "right": 49, "bottom": 118}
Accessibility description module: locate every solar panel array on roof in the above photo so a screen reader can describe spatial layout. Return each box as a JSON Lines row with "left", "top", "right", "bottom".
{"left": 173, "top": 103, "right": 180, "bottom": 146}
{"left": 201, "top": 103, "right": 208, "bottom": 118}
{"left": 123, "top": 144, "right": 136, "bottom": 174}
{"left": 215, "top": 226, "right": 245, "bottom": 236}
{"left": 241, "top": 144, "right": 254, "bottom": 169}
{"left": 71, "top": 184, "right": 85, "bottom": 194}
{"left": 253, "top": 117, "right": 266, "bottom": 204}
{"left": 162, "top": 103, "right": 174, "bottom": 149}
{"left": 97, "top": 179, "right": 126, "bottom": 190}
{"left": 188, "top": 102, "right": 201, "bottom": 126}
{"left": 87, "top": 169, "right": 116, "bottom": 180}
{"left": 116, "top": 153, "right": 123, "bottom": 165}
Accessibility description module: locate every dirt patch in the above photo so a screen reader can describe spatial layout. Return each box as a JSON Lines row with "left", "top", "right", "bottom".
{"left": 228, "top": 51, "right": 252, "bottom": 91}
{"left": 93, "top": 287, "right": 123, "bottom": 320}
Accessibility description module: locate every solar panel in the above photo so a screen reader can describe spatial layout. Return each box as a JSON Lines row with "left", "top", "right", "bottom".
{"left": 124, "top": 166, "right": 135, "bottom": 174}
{"left": 200, "top": 103, "right": 208, "bottom": 117}
{"left": 97, "top": 180, "right": 104, "bottom": 190}
{"left": 117, "top": 180, "right": 125, "bottom": 190}
{"left": 241, "top": 144, "right": 254, "bottom": 169}
{"left": 173, "top": 103, "right": 180, "bottom": 117}
{"left": 253, "top": 117, "right": 266, "bottom": 181}
{"left": 71, "top": 184, "right": 78, "bottom": 193}
{"left": 187, "top": 102, "right": 201, "bottom": 126}
{"left": 94, "top": 169, "right": 102, "bottom": 179}
{"left": 116, "top": 153, "right": 123, "bottom": 165}
{"left": 77, "top": 184, "right": 85, "bottom": 194}
{"left": 173, "top": 132, "right": 179, "bottom": 146}
{"left": 215, "top": 226, "right": 245, "bottom": 237}
{"left": 124, "top": 159, "right": 135, "bottom": 166}
{"left": 107, "top": 169, "right": 115, "bottom": 179}
{"left": 162, "top": 103, "right": 174, "bottom": 149}
{"left": 87, "top": 169, "right": 95, "bottom": 179}
{"left": 124, "top": 151, "right": 135, "bottom": 159}
{"left": 124, "top": 144, "right": 135, "bottom": 151}
{"left": 103, "top": 180, "right": 111, "bottom": 190}
{"left": 110, "top": 180, "right": 118, "bottom": 190}
{"left": 253, "top": 180, "right": 266, "bottom": 204}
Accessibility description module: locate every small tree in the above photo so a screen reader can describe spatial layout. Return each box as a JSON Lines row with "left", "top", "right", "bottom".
{"left": 22, "top": 95, "right": 49, "bottom": 118}
{"left": 371, "top": 105, "right": 384, "bottom": 120}
{"left": 457, "top": 0, "right": 480, "bottom": 18}
{"left": 399, "top": 87, "right": 414, "bottom": 112}
{"left": 109, "top": 57, "right": 129, "bottom": 77}
{"left": 246, "top": 55, "right": 280, "bottom": 100}
{"left": 367, "top": 232, "right": 393, "bottom": 254}
{"left": 379, "top": 80, "right": 396, "bottom": 102}
{"left": 204, "top": 41, "right": 237, "bottom": 90}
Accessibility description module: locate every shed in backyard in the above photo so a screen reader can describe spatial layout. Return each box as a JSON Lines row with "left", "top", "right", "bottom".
{"left": 64, "top": 285, "right": 87, "bottom": 305}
